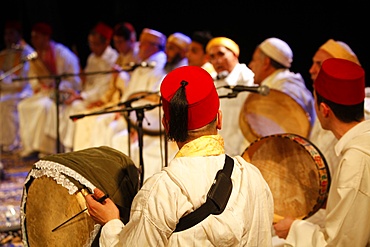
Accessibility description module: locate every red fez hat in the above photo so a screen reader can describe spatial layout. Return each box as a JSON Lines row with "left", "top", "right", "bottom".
{"left": 94, "top": 22, "right": 113, "bottom": 40}
{"left": 161, "top": 66, "right": 219, "bottom": 130}
{"left": 314, "top": 58, "right": 365, "bottom": 105}
{"left": 32, "top": 22, "right": 52, "bottom": 36}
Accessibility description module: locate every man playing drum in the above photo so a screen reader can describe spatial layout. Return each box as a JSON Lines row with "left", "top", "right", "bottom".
{"left": 17, "top": 22, "right": 82, "bottom": 158}
{"left": 274, "top": 58, "right": 370, "bottom": 246}
{"left": 86, "top": 66, "right": 274, "bottom": 246}
{"left": 0, "top": 20, "right": 34, "bottom": 153}
{"left": 308, "top": 39, "right": 370, "bottom": 176}
{"left": 248, "top": 37, "right": 316, "bottom": 127}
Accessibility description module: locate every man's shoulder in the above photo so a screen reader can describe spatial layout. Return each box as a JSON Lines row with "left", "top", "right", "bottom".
{"left": 54, "top": 42, "right": 78, "bottom": 60}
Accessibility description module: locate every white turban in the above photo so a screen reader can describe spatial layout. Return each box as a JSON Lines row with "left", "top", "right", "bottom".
{"left": 140, "top": 28, "right": 166, "bottom": 47}
{"left": 167, "top": 32, "right": 191, "bottom": 50}
{"left": 259, "top": 37, "right": 293, "bottom": 68}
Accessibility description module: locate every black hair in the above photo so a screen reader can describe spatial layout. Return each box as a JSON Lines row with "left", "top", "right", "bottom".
{"left": 113, "top": 22, "right": 136, "bottom": 41}
{"left": 315, "top": 91, "right": 364, "bottom": 123}
{"left": 191, "top": 30, "right": 213, "bottom": 53}
{"left": 168, "top": 80, "right": 189, "bottom": 142}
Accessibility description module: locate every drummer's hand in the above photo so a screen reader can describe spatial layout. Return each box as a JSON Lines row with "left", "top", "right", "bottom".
{"left": 86, "top": 188, "right": 120, "bottom": 226}
{"left": 273, "top": 216, "right": 295, "bottom": 239}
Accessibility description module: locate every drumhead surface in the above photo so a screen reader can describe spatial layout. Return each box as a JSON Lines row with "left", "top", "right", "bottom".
{"left": 21, "top": 146, "right": 139, "bottom": 247}
{"left": 242, "top": 134, "right": 329, "bottom": 220}
{"left": 239, "top": 89, "right": 311, "bottom": 143}
{"left": 24, "top": 176, "right": 95, "bottom": 247}
{"left": 0, "top": 50, "right": 22, "bottom": 74}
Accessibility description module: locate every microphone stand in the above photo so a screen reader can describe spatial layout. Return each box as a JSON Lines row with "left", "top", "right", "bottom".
{"left": 0, "top": 61, "right": 26, "bottom": 179}
{"left": 69, "top": 104, "right": 163, "bottom": 119}
{"left": 125, "top": 111, "right": 132, "bottom": 157}
{"left": 135, "top": 108, "right": 145, "bottom": 187}
{"left": 218, "top": 92, "right": 239, "bottom": 99}
{"left": 13, "top": 73, "right": 72, "bottom": 153}
{"left": 70, "top": 103, "right": 162, "bottom": 188}
{"left": 12, "top": 68, "right": 134, "bottom": 153}
{"left": 216, "top": 85, "right": 239, "bottom": 99}
{"left": 118, "top": 104, "right": 133, "bottom": 158}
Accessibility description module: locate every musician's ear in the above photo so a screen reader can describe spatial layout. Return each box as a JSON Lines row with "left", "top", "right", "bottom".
{"left": 320, "top": 102, "right": 331, "bottom": 117}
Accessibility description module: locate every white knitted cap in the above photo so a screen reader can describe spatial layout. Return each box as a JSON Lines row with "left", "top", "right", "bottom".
{"left": 259, "top": 37, "right": 293, "bottom": 68}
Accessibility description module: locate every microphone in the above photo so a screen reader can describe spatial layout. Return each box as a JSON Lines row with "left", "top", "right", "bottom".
{"left": 223, "top": 85, "right": 270, "bottom": 96}
{"left": 139, "top": 61, "right": 156, "bottom": 68}
{"left": 124, "top": 61, "right": 156, "bottom": 71}
{"left": 215, "top": 71, "right": 229, "bottom": 80}
{"left": 21, "top": 51, "right": 38, "bottom": 63}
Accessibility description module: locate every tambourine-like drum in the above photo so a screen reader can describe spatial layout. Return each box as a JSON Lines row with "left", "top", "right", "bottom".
{"left": 0, "top": 49, "right": 22, "bottom": 75}
{"left": 127, "top": 91, "right": 163, "bottom": 136}
{"left": 239, "top": 89, "right": 311, "bottom": 144}
{"left": 242, "top": 133, "right": 330, "bottom": 222}
{"left": 21, "top": 146, "right": 139, "bottom": 247}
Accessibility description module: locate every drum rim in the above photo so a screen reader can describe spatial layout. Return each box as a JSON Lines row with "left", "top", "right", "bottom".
{"left": 21, "top": 175, "right": 96, "bottom": 246}
{"left": 242, "top": 133, "right": 330, "bottom": 220}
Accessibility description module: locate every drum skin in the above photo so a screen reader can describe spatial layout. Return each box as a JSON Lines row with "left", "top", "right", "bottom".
{"left": 239, "top": 89, "right": 311, "bottom": 144}
{"left": 242, "top": 133, "right": 330, "bottom": 222}
{"left": 25, "top": 176, "right": 95, "bottom": 247}
{"left": 21, "top": 146, "right": 139, "bottom": 247}
{"left": 0, "top": 49, "right": 22, "bottom": 75}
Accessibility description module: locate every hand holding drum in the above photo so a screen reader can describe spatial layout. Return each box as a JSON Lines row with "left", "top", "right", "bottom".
{"left": 21, "top": 146, "right": 140, "bottom": 246}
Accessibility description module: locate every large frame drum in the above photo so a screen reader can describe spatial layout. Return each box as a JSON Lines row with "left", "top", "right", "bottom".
{"left": 20, "top": 146, "right": 139, "bottom": 247}
{"left": 242, "top": 133, "right": 330, "bottom": 222}
{"left": 239, "top": 89, "right": 311, "bottom": 144}
{"left": 0, "top": 49, "right": 22, "bottom": 75}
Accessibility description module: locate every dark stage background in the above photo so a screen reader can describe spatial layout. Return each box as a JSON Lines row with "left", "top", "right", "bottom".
{"left": 1, "top": 0, "right": 369, "bottom": 92}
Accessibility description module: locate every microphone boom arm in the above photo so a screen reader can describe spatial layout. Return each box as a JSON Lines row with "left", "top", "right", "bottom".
{"left": 70, "top": 103, "right": 162, "bottom": 121}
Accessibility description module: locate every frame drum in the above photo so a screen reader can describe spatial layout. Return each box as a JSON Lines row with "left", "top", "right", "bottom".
{"left": 0, "top": 49, "right": 22, "bottom": 75}
{"left": 127, "top": 91, "right": 163, "bottom": 136}
{"left": 21, "top": 146, "right": 139, "bottom": 247}
{"left": 242, "top": 133, "right": 330, "bottom": 222}
{"left": 239, "top": 89, "right": 311, "bottom": 144}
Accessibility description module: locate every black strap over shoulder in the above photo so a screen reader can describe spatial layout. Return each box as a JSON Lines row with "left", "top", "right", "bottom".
{"left": 174, "top": 155, "right": 234, "bottom": 232}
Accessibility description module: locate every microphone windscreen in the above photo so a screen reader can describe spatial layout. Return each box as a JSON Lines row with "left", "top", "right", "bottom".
{"left": 259, "top": 85, "right": 270, "bottom": 96}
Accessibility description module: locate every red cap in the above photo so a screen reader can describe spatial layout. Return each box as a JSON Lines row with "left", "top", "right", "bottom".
{"left": 32, "top": 22, "right": 52, "bottom": 36}
{"left": 94, "top": 22, "right": 113, "bottom": 40}
{"left": 161, "top": 66, "right": 219, "bottom": 130}
{"left": 314, "top": 58, "right": 365, "bottom": 105}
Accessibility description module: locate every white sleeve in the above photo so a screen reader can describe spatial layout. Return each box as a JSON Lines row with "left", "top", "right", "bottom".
{"left": 100, "top": 219, "right": 125, "bottom": 247}
{"left": 285, "top": 219, "right": 327, "bottom": 247}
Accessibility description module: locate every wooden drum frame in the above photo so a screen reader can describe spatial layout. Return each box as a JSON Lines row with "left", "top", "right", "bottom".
{"left": 242, "top": 133, "right": 330, "bottom": 222}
